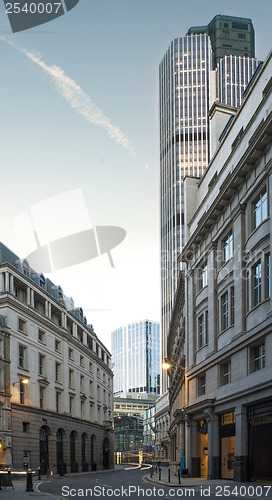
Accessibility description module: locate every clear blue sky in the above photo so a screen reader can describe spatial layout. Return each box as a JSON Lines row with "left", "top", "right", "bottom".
{"left": 0, "top": 0, "right": 271, "bottom": 349}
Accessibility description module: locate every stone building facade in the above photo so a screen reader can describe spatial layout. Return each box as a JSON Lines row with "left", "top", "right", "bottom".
{"left": 178, "top": 52, "right": 272, "bottom": 481}
{"left": 0, "top": 243, "right": 114, "bottom": 473}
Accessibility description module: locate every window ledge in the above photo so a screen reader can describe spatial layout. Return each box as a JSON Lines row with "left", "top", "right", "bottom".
{"left": 246, "top": 297, "right": 270, "bottom": 316}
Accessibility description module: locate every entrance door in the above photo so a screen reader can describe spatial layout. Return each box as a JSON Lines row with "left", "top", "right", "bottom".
{"left": 103, "top": 438, "right": 110, "bottom": 469}
{"left": 200, "top": 433, "right": 208, "bottom": 478}
{"left": 39, "top": 426, "right": 49, "bottom": 475}
{"left": 221, "top": 436, "right": 235, "bottom": 479}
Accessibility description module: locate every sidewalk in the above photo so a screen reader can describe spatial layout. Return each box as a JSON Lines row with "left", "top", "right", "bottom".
{"left": 144, "top": 466, "right": 261, "bottom": 489}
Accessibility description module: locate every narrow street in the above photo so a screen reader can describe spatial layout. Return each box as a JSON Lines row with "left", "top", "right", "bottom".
{"left": 37, "top": 466, "right": 272, "bottom": 500}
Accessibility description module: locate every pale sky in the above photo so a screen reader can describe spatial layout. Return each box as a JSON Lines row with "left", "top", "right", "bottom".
{"left": 0, "top": 0, "right": 271, "bottom": 350}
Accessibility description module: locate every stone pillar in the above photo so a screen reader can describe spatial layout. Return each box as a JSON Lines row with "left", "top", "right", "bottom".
{"left": 27, "top": 287, "right": 31, "bottom": 305}
{"left": 30, "top": 289, "right": 35, "bottom": 307}
{"left": 233, "top": 405, "right": 248, "bottom": 482}
{"left": 48, "top": 302, "right": 52, "bottom": 319}
{"left": 207, "top": 242, "right": 218, "bottom": 353}
{"left": 5, "top": 272, "right": 9, "bottom": 292}
{"left": 9, "top": 275, "right": 15, "bottom": 295}
{"left": 233, "top": 205, "right": 246, "bottom": 335}
{"left": 187, "top": 270, "right": 196, "bottom": 366}
{"left": 205, "top": 408, "right": 220, "bottom": 479}
{"left": 0, "top": 273, "right": 4, "bottom": 292}
{"left": 190, "top": 419, "right": 200, "bottom": 476}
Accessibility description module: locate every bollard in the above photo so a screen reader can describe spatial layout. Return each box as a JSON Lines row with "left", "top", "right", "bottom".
{"left": 150, "top": 466, "right": 153, "bottom": 478}
{"left": 26, "top": 469, "right": 34, "bottom": 492}
{"left": 168, "top": 467, "right": 170, "bottom": 483}
{"left": 178, "top": 467, "right": 181, "bottom": 484}
{"left": 155, "top": 464, "right": 158, "bottom": 473}
{"left": 159, "top": 466, "right": 161, "bottom": 480}
{"left": 38, "top": 466, "right": 41, "bottom": 480}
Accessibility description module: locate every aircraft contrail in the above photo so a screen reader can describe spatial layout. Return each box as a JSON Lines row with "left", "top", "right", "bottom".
{"left": 0, "top": 37, "right": 136, "bottom": 155}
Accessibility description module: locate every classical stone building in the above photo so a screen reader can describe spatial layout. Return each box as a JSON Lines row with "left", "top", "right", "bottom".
{"left": 177, "top": 52, "right": 272, "bottom": 481}
{"left": 0, "top": 242, "right": 114, "bottom": 473}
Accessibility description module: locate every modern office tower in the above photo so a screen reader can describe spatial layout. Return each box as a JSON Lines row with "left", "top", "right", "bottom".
{"left": 216, "top": 55, "right": 258, "bottom": 107}
{"left": 111, "top": 320, "right": 160, "bottom": 396}
{"left": 159, "top": 15, "right": 257, "bottom": 395}
{"left": 187, "top": 15, "right": 255, "bottom": 66}
{"left": 160, "top": 33, "right": 212, "bottom": 392}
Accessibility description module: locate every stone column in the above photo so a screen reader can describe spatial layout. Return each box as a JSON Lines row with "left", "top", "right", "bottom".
{"left": 27, "top": 287, "right": 31, "bottom": 305}
{"left": 30, "top": 289, "right": 35, "bottom": 307}
{"left": 5, "top": 272, "right": 9, "bottom": 292}
{"left": 187, "top": 269, "right": 196, "bottom": 366}
{"left": 48, "top": 302, "right": 52, "bottom": 319}
{"left": 233, "top": 405, "right": 248, "bottom": 481}
{"left": 233, "top": 205, "right": 246, "bottom": 335}
{"left": 207, "top": 242, "right": 218, "bottom": 353}
{"left": 9, "top": 275, "right": 15, "bottom": 295}
{"left": 205, "top": 408, "right": 220, "bottom": 479}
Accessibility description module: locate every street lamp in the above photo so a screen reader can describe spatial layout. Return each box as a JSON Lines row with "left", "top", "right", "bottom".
{"left": 13, "top": 378, "right": 29, "bottom": 386}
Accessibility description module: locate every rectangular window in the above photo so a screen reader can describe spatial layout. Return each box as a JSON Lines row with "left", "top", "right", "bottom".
{"left": 69, "top": 369, "right": 73, "bottom": 388}
{"left": 80, "top": 355, "right": 84, "bottom": 367}
{"left": 200, "top": 263, "right": 208, "bottom": 290}
{"left": 198, "top": 314, "right": 204, "bottom": 348}
{"left": 253, "top": 261, "right": 262, "bottom": 306}
{"left": 266, "top": 254, "right": 270, "bottom": 299}
{"left": 18, "top": 345, "right": 26, "bottom": 369}
{"left": 38, "top": 330, "right": 45, "bottom": 343}
{"left": 40, "top": 386, "right": 44, "bottom": 409}
{"left": 55, "top": 339, "right": 60, "bottom": 352}
{"left": 56, "top": 392, "right": 60, "bottom": 413}
{"left": 80, "top": 375, "right": 84, "bottom": 392}
{"left": 253, "top": 188, "right": 268, "bottom": 229}
{"left": 221, "top": 291, "right": 229, "bottom": 331}
{"left": 20, "top": 380, "right": 25, "bottom": 404}
{"left": 22, "top": 422, "right": 30, "bottom": 433}
{"left": 220, "top": 361, "right": 231, "bottom": 386}
{"left": 250, "top": 342, "right": 265, "bottom": 372}
{"left": 197, "top": 375, "right": 206, "bottom": 396}
{"left": 230, "top": 286, "right": 235, "bottom": 325}
{"left": 55, "top": 362, "right": 61, "bottom": 382}
{"left": 68, "top": 348, "right": 73, "bottom": 360}
{"left": 69, "top": 396, "right": 73, "bottom": 415}
{"left": 205, "top": 311, "right": 209, "bottom": 344}
{"left": 38, "top": 354, "right": 45, "bottom": 376}
{"left": 223, "top": 232, "right": 233, "bottom": 262}
{"left": 18, "top": 318, "right": 27, "bottom": 334}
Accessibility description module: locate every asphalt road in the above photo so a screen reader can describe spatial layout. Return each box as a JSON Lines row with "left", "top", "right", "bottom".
{"left": 38, "top": 466, "right": 272, "bottom": 500}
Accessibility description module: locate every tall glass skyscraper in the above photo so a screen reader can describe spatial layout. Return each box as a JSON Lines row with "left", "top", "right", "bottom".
{"left": 111, "top": 320, "right": 160, "bottom": 395}
{"left": 160, "top": 15, "right": 257, "bottom": 393}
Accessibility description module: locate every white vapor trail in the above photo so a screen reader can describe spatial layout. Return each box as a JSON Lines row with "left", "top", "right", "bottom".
{"left": 1, "top": 37, "right": 135, "bottom": 155}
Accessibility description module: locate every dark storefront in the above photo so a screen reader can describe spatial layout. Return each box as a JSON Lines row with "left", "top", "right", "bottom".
{"left": 248, "top": 400, "right": 272, "bottom": 481}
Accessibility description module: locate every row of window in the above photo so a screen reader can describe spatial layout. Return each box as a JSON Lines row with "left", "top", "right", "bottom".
{"left": 197, "top": 254, "right": 270, "bottom": 348}
{"left": 17, "top": 315, "right": 109, "bottom": 365}
{"left": 198, "top": 187, "right": 268, "bottom": 293}
{"left": 18, "top": 382, "right": 111, "bottom": 422}
{"left": 18, "top": 346, "right": 110, "bottom": 387}
{"left": 197, "top": 339, "right": 266, "bottom": 397}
